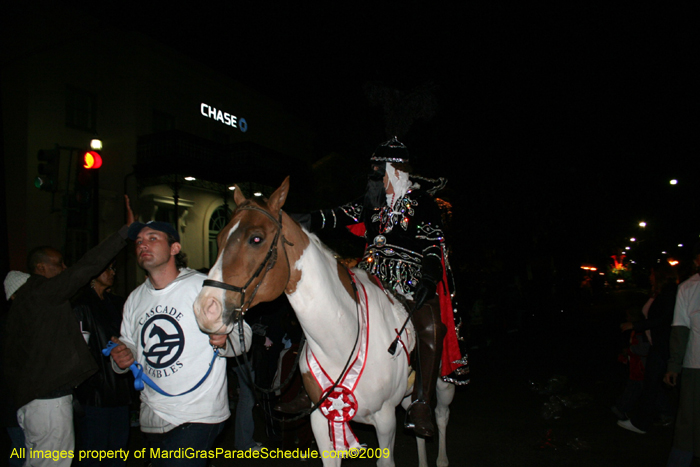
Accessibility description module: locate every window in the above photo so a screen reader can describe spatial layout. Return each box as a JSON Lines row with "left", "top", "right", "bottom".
{"left": 66, "top": 87, "right": 97, "bottom": 132}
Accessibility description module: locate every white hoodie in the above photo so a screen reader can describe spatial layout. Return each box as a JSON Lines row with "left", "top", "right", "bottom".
{"left": 117, "top": 268, "right": 251, "bottom": 433}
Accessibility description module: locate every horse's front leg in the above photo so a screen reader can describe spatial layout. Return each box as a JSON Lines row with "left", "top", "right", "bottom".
{"left": 310, "top": 410, "right": 342, "bottom": 467}
{"left": 371, "top": 404, "right": 398, "bottom": 467}
{"left": 435, "top": 378, "right": 455, "bottom": 467}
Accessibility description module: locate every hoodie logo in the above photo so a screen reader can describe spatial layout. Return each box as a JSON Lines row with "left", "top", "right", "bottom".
{"left": 141, "top": 315, "right": 185, "bottom": 369}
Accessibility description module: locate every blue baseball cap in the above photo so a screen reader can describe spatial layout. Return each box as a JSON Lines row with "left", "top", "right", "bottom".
{"left": 128, "top": 221, "right": 180, "bottom": 242}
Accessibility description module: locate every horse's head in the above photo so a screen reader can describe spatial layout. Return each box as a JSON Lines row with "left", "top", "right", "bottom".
{"left": 194, "top": 176, "right": 295, "bottom": 334}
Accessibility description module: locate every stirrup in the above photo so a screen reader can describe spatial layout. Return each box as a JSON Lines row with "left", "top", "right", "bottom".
{"left": 404, "top": 399, "right": 434, "bottom": 436}
{"left": 404, "top": 400, "right": 425, "bottom": 429}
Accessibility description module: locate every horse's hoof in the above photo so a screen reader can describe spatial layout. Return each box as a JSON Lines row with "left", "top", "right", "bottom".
{"left": 406, "top": 402, "right": 435, "bottom": 437}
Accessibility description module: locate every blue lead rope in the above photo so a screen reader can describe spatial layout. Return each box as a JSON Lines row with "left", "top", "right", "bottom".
{"left": 102, "top": 341, "right": 220, "bottom": 397}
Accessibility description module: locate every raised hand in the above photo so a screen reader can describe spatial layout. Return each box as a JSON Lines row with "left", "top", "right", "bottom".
{"left": 125, "top": 195, "right": 136, "bottom": 226}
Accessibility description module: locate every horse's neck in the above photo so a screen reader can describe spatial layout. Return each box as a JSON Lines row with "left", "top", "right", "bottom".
{"left": 285, "top": 231, "right": 359, "bottom": 361}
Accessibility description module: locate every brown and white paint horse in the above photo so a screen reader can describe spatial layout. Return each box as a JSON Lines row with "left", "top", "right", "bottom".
{"left": 194, "top": 177, "right": 453, "bottom": 467}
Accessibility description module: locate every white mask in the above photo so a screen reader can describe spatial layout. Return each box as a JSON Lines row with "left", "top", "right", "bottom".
{"left": 385, "top": 163, "right": 411, "bottom": 209}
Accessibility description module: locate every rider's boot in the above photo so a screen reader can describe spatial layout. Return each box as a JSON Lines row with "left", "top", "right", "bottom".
{"left": 274, "top": 386, "right": 311, "bottom": 414}
{"left": 405, "top": 296, "right": 446, "bottom": 438}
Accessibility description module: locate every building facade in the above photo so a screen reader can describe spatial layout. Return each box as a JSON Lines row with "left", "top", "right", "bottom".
{"left": 2, "top": 10, "right": 315, "bottom": 293}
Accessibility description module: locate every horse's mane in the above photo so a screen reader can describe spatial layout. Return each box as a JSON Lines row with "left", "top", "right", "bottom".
{"left": 304, "top": 230, "right": 342, "bottom": 264}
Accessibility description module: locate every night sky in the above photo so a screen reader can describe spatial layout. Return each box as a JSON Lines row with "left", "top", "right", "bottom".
{"left": 8, "top": 2, "right": 700, "bottom": 274}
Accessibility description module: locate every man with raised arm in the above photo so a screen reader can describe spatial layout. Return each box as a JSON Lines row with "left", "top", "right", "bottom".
{"left": 4, "top": 197, "right": 135, "bottom": 467}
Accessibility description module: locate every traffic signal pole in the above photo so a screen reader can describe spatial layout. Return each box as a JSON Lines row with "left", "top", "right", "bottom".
{"left": 36, "top": 145, "right": 104, "bottom": 258}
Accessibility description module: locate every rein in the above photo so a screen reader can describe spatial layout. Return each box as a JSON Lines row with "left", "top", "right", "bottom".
{"left": 246, "top": 266, "right": 363, "bottom": 423}
{"left": 231, "top": 264, "right": 363, "bottom": 423}
{"left": 102, "top": 341, "right": 221, "bottom": 397}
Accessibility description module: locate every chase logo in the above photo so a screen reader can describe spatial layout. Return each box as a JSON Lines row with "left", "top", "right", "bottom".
{"left": 200, "top": 103, "right": 248, "bottom": 132}
{"left": 141, "top": 315, "right": 185, "bottom": 369}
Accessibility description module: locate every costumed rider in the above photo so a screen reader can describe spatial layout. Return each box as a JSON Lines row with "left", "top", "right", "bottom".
{"left": 292, "top": 137, "right": 468, "bottom": 437}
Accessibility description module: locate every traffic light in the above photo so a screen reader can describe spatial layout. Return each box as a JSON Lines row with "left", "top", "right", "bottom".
{"left": 82, "top": 150, "right": 102, "bottom": 169}
{"left": 35, "top": 148, "right": 60, "bottom": 192}
{"left": 76, "top": 151, "right": 101, "bottom": 205}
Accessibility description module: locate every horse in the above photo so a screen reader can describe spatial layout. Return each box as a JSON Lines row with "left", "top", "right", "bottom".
{"left": 194, "top": 177, "right": 454, "bottom": 467}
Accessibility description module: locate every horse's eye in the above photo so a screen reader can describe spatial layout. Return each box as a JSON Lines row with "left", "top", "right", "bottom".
{"left": 249, "top": 235, "right": 263, "bottom": 245}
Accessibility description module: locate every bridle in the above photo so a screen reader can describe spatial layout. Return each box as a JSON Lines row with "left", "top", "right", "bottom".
{"left": 202, "top": 204, "right": 291, "bottom": 321}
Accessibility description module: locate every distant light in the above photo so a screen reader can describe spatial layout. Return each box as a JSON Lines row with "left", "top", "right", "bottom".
{"left": 90, "top": 139, "right": 102, "bottom": 150}
{"left": 617, "top": 279, "right": 625, "bottom": 283}
{"left": 668, "top": 259, "right": 679, "bottom": 266}
{"left": 630, "top": 237, "right": 636, "bottom": 242}
{"left": 625, "top": 246, "right": 631, "bottom": 250}
{"left": 678, "top": 244, "right": 684, "bottom": 247}
{"left": 639, "top": 222, "right": 647, "bottom": 227}
{"left": 228, "top": 186, "right": 236, "bottom": 191}
{"left": 184, "top": 176, "right": 196, "bottom": 181}
{"left": 670, "top": 179, "right": 678, "bottom": 185}
{"left": 599, "top": 272, "right": 605, "bottom": 276}
{"left": 662, "top": 251, "right": 667, "bottom": 255}
{"left": 253, "top": 192, "right": 263, "bottom": 197}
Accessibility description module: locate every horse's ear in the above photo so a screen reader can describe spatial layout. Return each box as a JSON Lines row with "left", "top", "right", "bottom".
{"left": 233, "top": 184, "right": 246, "bottom": 206}
{"left": 268, "top": 176, "right": 290, "bottom": 213}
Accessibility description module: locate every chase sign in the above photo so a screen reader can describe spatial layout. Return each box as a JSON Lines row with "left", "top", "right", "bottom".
{"left": 200, "top": 103, "right": 248, "bottom": 132}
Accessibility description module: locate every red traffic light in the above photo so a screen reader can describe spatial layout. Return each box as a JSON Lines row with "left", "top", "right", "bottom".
{"left": 83, "top": 151, "right": 102, "bottom": 169}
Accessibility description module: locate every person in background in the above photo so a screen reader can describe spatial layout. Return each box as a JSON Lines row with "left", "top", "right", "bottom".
{"left": 617, "top": 263, "right": 677, "bottom": 434}
{"left": 2, "top": 271, "right": 30, "bottom": 467}
{"left": 665, "top": 243, "right": 700, "bottom": 466}
{"left": 72, "top": 262, "right": 131, "bottom": 466}
{"left": 613, "top": 307, "right": 650, "bottom": 422}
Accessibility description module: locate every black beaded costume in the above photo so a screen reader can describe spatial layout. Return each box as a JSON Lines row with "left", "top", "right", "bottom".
{"left": 309, "top": 183, "right": 447, "bottom": 301}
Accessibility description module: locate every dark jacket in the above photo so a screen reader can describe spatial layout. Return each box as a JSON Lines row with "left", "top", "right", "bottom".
{"left": 3, "top": 226, "right": 128, "bottom": 408}
{"left": 73, "top": 289, "right": 132, "bottom": 407}
{"left": 634, "top": 282, "right": 678, "bottom": 361}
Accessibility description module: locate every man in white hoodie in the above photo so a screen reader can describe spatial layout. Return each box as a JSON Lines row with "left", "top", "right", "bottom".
{"left": 110, "top": 221, "right": 251, "bottom": 466}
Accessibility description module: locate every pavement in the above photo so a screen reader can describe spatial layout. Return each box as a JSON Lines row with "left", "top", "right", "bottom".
{"left": 3, "top": 289, "right": 677, "bottom": 466}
